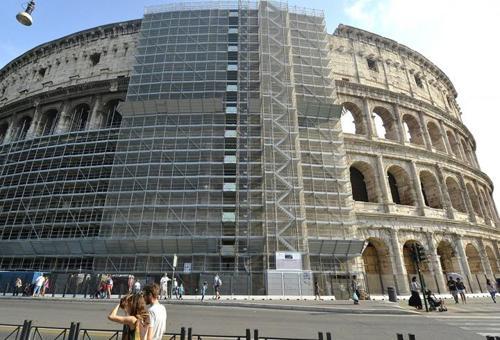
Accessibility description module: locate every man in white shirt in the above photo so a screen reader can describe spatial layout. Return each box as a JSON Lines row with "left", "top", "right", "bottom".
{"left": 143, "top": 283, "right": 167, "bottom": 340}
{"left": 159, "top": 273, "right": 170, "bottom": 300}
{"left": 33, "top": 275, "right": 45, "bottom": 297}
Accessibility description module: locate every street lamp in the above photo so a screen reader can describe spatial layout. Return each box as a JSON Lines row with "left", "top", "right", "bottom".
{"left": 16, "top": 0, "right": 36, "bottom": 26}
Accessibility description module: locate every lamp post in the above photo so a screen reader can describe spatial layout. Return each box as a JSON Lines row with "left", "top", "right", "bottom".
{"left": 16, "top": 0, "right": 36, "bottom": 26}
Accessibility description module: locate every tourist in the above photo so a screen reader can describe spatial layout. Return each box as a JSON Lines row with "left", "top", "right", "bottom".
{"left": 214, "top": 274, "right": 222, "bottom": 300}
{"left": 486, "top": 279, "right": 497, "bottom": 303}
{"left": 106, "top": 275, "right": 114, "bottom": 299}
{"left": 13, "top": 277, "right": 22, "bottom": 296}
{"left": 456, "top": 278, "right": 466, "bottom": 304}
{"left": 408, "top": 277, "right": 422, "bottom": 310}
{"left": 128, "top": 275, "right": 135, "bottom": 293}
{"left": 314, "top": 282, "right": 321, "bottom": 301}
{"left": 133, "top": 280, "right": 141, "bottom": 294}
{"left": 171, "top": 278, "right": 178, "bottom": 300}
{"left": 108, "top": 294, "right": 150, "bottom": 340}
{"left": 33, "top": 274, "right": 45, "bottom": 297}
{"left": 351, "top": 275, "right": 360, "bottom": 305}
{"left": 41, "top": 276, "right": 49, "bottom": 296}
{"left": 143, "top": 284, "right": 167, "bottom": 340}
{"left": 160, "top": 273, "right": 170, "bottom": 300}
{"left": 201, "top": 281, "right": 208, "bottom": 301}
{"left": 178, "top": 283, "right": 184, "bottom": 300}
{"left": 447, "top": 277, "right": 459, "bottom": 304}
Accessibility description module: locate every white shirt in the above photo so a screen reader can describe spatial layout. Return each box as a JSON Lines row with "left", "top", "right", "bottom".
{"left": 35, "top": 276, "right": 45, "bottom": 287}
{"left": 411, "top": 281, "right": 421, "bottom": 292}
{"left": 148, "top": 302, "right": 167, "bottom": 340}
{"left": 160, "top": 276, "right": 170, "bottom": 290}
{"left": 134, "top": 281, "right": 141, "bottom": 290}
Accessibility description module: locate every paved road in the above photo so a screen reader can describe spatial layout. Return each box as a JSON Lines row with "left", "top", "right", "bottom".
{"left": 0, "top": 299, "right": 497, "bottom": 339}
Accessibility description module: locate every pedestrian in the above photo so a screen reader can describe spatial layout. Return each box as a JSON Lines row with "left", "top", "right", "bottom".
{"left": 486, "top": 279, "right": 497, "bottom": 303}
{"left": 456, "top": 278, "right": 466, "bottom": 304}
{"left": 106, "top": 275, "right": 114, "bottom": 299}
{"left": 133, "top": 280, "right": 141, "bottom": 294}
{"left": 41, "top": 276, "right": 49, "bottom": 296}
{"left": 178, "top": 283, "right": 184, "bottom": 300}
{"left": 351, "top": 275, "right": 360, "bottom": 305}
{"left": 314, "top": 282, "right": 321, "bottom": 301}
{"left": 159, "top": 273, "right": 170, "bottom": 300}
{"left": 171, "top": 278, "right": 178, "bottom": 300}
{"left": 108, "top": 294, "right": 150, "bottom": 340}
{"left": 408, "top": 277, "right": 423, "bottom": 310}
{"left": 13, "top": 277, "right": 22, "bottom": 296}
{"left": 201, "top": 281, "right": 208, "bottom": 301}
{"left": 447, "top": 276, "right": 459, "bottom": 304}
{"left": 33, "top": 274, "right": 45, "bottom": 297}
{"left": 214, "top": 274, "right": 222, "bottom": 300}
{"left": 143, "top": 284, "right": 167, "bottom": 340}
{"left": 128, "top": 275, "right": 135, "bottom": 294}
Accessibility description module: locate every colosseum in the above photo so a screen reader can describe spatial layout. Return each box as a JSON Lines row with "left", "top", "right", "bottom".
{"left": 0, "top": 1, "right": 498, "bottom": 297}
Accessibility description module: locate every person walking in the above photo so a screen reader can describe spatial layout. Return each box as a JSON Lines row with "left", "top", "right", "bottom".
{"left": 143, "top": 284, "right": 167, "bottom": 340}
{"left": 351, "top": 275, "right": 360, "bottom": 305}
{"left": 171, "top": 278, "right": 178, "bottom": 300}
{"left": 456, "top": 278, "right": 467, "bottom": 304}
{"left": 108, "top": 294, "right": 150, "bottom": 340}
{"left": 106, "top": 275, "right": 114, "bottom": 299}
{"left": 33, "top": 275, "right": 45, "bottom": 297}
{"left": 13, "top": 277, "right": 22, "bottom": 296}
{"left": 447, "top": 277, "right": 459, "bottom": 304}
{"left": 201, "top": 281, "right": 208, "bottom": 301}
{"left": 160, "top": 274, "right": 170, "bottom": 300}
{"left": 408, "top": 277, "right": 423, "bottom": 310}
{"left": 41, "top": 276, "right": 49, "bottom": 296}
{"left": 128, "top": 275, "right": 135, "bottom": 294}
{"left": 213, "top": 274, "right": 222, "bottom": 300}
{"left": 178, "top": 283, "right": 184, "bottom": 300}
{"left": 486, "top": 279, "right": 497, "bottom": 303}
{"left": 314, "top": 282, "right": 321, "bottom": 301}
{"left": 133, "top": 280, "right": 141, "bottom": 294}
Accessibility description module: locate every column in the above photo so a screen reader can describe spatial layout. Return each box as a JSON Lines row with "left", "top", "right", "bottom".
{"left": 88, "top": 95, "right": 103, "bottom": 130}
{"left": 425, "top": 233, "right": 447, "bottom": 294}
{"left": 473, "top": 182, "right": 489, "bottom": 224}
{"left": 478, "top": 240, "right": 494, "bottom": 279}
{"left": 3, "top": 117, "right": 16, "bottom": 143}
{"left": 418, "top": 111, "right": 433, "bottom": 151}
{"left": 438, "top": 121, "right": 453, "bottom": 156}
{"left": 393, "top": 103, "right": 406, "bottom": 145}
{"left": 410, "top": 161, "right": 426, "bottom": 216}
{"left": 458, "top": 174, "right": 477, "bottom": 223}
{"left": 389, "top": 229, "right": 410, "bottom": 295}
{"left": 376, "top": 155, "right": 393, "bottom": 213}
{"left": 436, "top": 165, "right": 455, "bottom": 219}
{"left": 55, "top": 101, "right": 72, "bottom": 134}
{"left": 26, "top": 103, "right": 41, "bottom": 138}
{"left": 454, "top": 235, "right": 474, "bottom": 292}
{"left": 362, "top": 97, "right": 375, "bottom": 139}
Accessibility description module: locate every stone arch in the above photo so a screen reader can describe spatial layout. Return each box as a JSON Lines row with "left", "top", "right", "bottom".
{"left": 485, "top": 246, "right": 499, "bottom": 274}
{"left": 362, "top": 237, "right": 393, "bottom": 295}
{"left": 465, "top": 243, "right": 484, "bottom": 274}
{"left": 426, "top": 121, "right": 446, "bottom": 152}
{"left": 0, "top": 122, "right": 8, "bottom": 143}
{"left": 39, "top": 109, "right": 59, "bottom": 136}
{"left": 372, "top": 106, "right": 398, "bottom": 141}
{"left": 478, "top": 188, "right": 493, "bottom": 220}
{"left": 419, "top": 170, "right": 443, "bottom": 209}
{"left": 103, "top": 99, "right": 123, "bottom": 128}
{"left": 15, "top": 116, "right": 32, "bottom": 141}
{"left": 402, "top": 114, "right": 424, "bottom": 145}
{"left": 387, "top": 165, "right": 416, "bottom": 206}
{"left": 437, "top": 240, "right": 458, "bottom": 275}
{"left": 70, "top": 103, "right": 91, "bottom": 131}
{"left": 460, "top": 138, "right": 473, "bottom": 164}
{"left": 446, "top": 130, "right": 462, "bottom": 160}
{"left": 466, "top": 183, "right": 482, "bottom": 217}
{"left": 349, "top": 161, "right": 378, "bottom": 203}
{"left": 341, "top": 102, "right": 365, "bottom": 135}
{"left": 445, "top": 177, "right": 466, "bottom": 213}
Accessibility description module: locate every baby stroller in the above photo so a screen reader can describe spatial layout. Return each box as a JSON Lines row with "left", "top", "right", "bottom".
{"left": 425, "top": 290, "right": 447, "bottom": 312}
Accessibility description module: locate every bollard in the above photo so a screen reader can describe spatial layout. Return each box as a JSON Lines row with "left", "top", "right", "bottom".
{"left": 246, "top": 329, "right": 251, "bottom": 340}
{"left": 3, "top": 283, "right": 7, "bottom": 296}
{"left": 52, "top": 283, "right": 56, "bottom": 297}
{"left": 73, "top": 322, "right": 81, "bottom": 340}
{"left": 19, "top": 320, "right": 29, "bottom": 340}
{"left": 396, "top": 334, "right": 404, "bottom": 340}
{"left": 180, "top": 327, "right": 186, "bottom": 340}
{"left": 318, "top": 332, "right": 324, "bottom": 340}
{"left": 254, "top": 329, "right": 259, "bottom": 340}
{"left": 188, "top": 327, "right": 192, "bottom": 340}
{"left": 408, "top": 334, "right": 415, "bottom": 340}
{"left": 68, "top": 322, "right": 76, "bottom": 340}
{"left": 326, "top": 332, "right": 332, "bottom": 340}
{"left": 20, "top": 320, "right": 32, "bottom": 340}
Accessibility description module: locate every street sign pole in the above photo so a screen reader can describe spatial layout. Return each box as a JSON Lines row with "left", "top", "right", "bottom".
{"left": 413, "top": 244, "right": 429, "bottom": 312}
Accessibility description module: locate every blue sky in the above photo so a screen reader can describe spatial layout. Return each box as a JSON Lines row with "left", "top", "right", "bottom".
{"left": 1, "top": 0, "right": 499, "bottom": 204}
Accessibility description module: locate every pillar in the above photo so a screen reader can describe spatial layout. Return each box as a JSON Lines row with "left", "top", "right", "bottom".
{"left": 436, "top": 165, "right": 455, "bottom": 219}
{"left": 425, "top": 233, "right": 447, "bottom": 294}
{"left": 55, "top": 101, "right": 72, "bottom": 134}
{"left": 362, "top": 97, "right": 375, "bottom": 139}
{"left": 458, "top": 174, "right": 477, "bottom": 223}
{"left": 26, "top": 103, "right": 41, "bottom": 138}
{"left": 478, "top": 240, "right": 494, "bottom": 280}
{"left": 438, "top": 121, "right": 453, "bottom": 157}
{"left": 376, "top": 155, "right": 393, "bottom": 213}
{"left": 88, "top": 95, "right": 103, "bottom": 130}
{"left": 410, "top": 161, "right": 426, "bottom": 216}
{"left": 454, "top": 236, "right": 474, "bottom": 292}
{"left": 2, "top": 117, "right": 16, "bottom": 143}
{"left": 418, "top": 111, "right": 433, "bottom": 151}
{"left": 389, "top": 229, "right": 410, "bottom": 295}
{"left": 472, "top": 182, "right": 488, "bottom": 224}
{"left": 393, "top": 103, "right": 406, "bottom": 145}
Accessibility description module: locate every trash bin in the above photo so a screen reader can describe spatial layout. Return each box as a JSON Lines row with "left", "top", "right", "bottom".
{"left": 387, "top": 286, "right": 397, "bottom": 302}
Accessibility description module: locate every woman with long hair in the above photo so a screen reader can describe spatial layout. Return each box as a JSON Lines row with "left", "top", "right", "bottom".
{"left": 108, "top": 294, "right": 151, "bottom": 340}
{"left": 408, "top": 277, "right": 423, "bottom": 310}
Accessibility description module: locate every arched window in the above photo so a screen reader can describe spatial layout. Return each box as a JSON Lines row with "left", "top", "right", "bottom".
{"left": 103, "top": 99, "right": 123, "bottom": 128}
{"left": 39, "top": 109, "right": 58, "bottom": 136}
{"left": 465, "top": 244, "right": 484, "bottom": 274}
{"left": 445, "top": 177, "right": 466, "bottom": 213}
{"left": 402, "top": 114, "right": 424, "bottom": 145}
{"left": 446, "top": 130, "right": 462, "bottom": 159}
{"left": 419, "top": 171, "right": 442, "bottom": 209}
{"left": 16, "top": 116, "right": 32, "bottom": 141}
{"left": 427, "top": 121, "right": 446, "bottom": 152}
{"left": 349, "top": 162, "right": 378, "bottom": 203}
{"left": 460, "top": 139, "right": 473, "bottom": 165}
{"left": 478, "top": 189, "right": 492, "bottom": 220}
{"left": 372, "top": 107, "right": 398, "bottom": 141}
{"left": 341, "top": 102, "right": 365, "bottom": 135}
{"left": 0, "top": 122, "right": 8, "bottom": 144}
{"left": 70, "top": 103, "right": 90, "bottom": 131}
{"left": 466, "top": 183, "right": 482, "bottom": 217}
{"left": 387, "top": 165, "right": 415, "bottom": 206}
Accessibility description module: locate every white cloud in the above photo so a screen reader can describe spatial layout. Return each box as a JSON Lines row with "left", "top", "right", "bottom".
{"left": 343, "top": 0, "right": 500, "bottom": 206}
